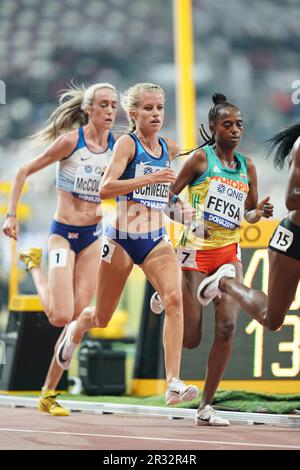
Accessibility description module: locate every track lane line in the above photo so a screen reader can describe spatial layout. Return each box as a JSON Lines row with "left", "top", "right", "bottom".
{"left": 0, "top": 428, "right": 299, "bottom": 449}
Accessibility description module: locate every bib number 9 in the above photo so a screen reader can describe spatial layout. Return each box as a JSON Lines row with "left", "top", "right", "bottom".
{"left": 101, "top": 237, "right": 116, "bottom": 263}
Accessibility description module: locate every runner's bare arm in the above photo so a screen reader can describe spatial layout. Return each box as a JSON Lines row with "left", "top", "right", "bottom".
{"left": 100, "top": 135, "right": 176, "bottom": 199}
{"left": 244, "top": 158, "right": 273, "bottom": 223}
{"left": 164, "top": 149, "right": 208, "bottom": 227}
{"left": 286, "top": 141, "right": 300, "bottom": 210}
{"left": 7, "top": 133, "right": 77, "bottom": 212}
{"left": 170, "top": 149, "right": 208, "bottom": 197}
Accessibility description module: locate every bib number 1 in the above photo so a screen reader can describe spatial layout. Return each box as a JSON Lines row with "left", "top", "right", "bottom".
{"left": 49, "top": 249, "right": 68, "bottom": 268}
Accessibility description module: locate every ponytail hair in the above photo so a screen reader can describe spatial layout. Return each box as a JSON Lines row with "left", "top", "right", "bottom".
{"left": 267, "top": 122, "right": 300, "bottom": 169}
{"left": 31, "top": 82, "right": 117, "bottom": 146}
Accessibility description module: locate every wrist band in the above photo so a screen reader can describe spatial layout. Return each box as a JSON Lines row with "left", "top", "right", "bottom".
{"left": 6, "top": 212, "right": 16, "bottom": 218}
{"left": 170, "top": 194, "right": 179, "bottom": 205}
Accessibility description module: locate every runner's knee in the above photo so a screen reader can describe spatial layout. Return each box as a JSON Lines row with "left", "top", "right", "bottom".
{"left": 162, "top": 289, "right": 182, "bottom": 311}
{"left": 48, "top": 309, "right": 73, "bottom": 327}
{"left": 216, "top": 319, "right": 236, "bottom": 342}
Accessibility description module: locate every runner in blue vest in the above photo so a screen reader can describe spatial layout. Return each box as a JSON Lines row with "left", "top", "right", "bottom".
{"left": 55, "top": 82, "right": 199, "bottom": 405}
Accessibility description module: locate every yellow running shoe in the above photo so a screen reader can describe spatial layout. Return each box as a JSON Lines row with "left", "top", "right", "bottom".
{"left": 19, "top": 248, "right": 42, "bottom": 271}
{"left": 38, "top": 391, "right": 70, "bottom": 417}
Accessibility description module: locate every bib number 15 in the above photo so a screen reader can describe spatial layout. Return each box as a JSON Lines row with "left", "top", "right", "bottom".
{"left": 269, "top": 225, "right": 293, "bottom": 252}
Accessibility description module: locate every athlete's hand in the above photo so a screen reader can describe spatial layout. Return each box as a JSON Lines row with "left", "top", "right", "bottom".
{"left": 191, "top": 220, "right": 212, "bottom": 239}
{"left": 2, "top": 216, "right": 19, "bottom": 241}
{"left": 178, "top": 202, "right": 196, "bottom": 224}
{"left": 151, "top": 168, "right": 176, "bottom": 184}
{"left": 257, "top": 196, "right": 273, "bottom": 219}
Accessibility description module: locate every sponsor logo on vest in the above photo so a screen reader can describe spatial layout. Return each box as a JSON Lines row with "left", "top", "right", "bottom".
{"left": 217, "top": 183, "right": 226, "bottom": 194}
{"left": 212, "top": 176, "right": 249, "bottom": 192}
{"left": 95, "top": 167, "right": 104, "bottom": 175}
{"left": 216, "top": 183, "right": 244, "bottom": 201}
{"left": 212, "top": 165, "right": 222, "bottom": 173}
{"left": 142, "top": 166, "right": 155, "bottom": 175}
{"left": 80, "top": 156, "right": 94, "bottom": 161}
{"left": 140, "top": 161, "right": 154, "bottom": 166}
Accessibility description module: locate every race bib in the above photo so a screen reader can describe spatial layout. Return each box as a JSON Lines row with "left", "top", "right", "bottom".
{"left": 101, "top": 237, "right": 116, "bottom": 263}
{"left": 49, "top": 249, "right": 67, "bottom": 268}
{"left": 132, "top": 164, "right": 169, "bottom": 210}
{"left": 204, "top": 179, "right": 247, "bottom": 230}
{"left": 176, "top": 248, "right": 197, "bottom": 268}
{"left": 74, "top": 164, "right": 106, "bottom": 197}
{"left": 269, "top": 225, "right": 294, "bottom": 252}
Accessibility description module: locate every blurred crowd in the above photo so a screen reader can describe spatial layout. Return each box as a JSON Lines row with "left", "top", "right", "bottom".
{"left": 0, "top": 0, "right": 299, "bottom": 227}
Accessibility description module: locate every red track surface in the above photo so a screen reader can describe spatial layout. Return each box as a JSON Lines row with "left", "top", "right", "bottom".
{"left": 0, "top": 407, "right": 299, "bottom": 450}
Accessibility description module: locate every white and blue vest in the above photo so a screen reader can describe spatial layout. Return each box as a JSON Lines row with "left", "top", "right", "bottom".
{"left": 56, "top": 127, "right": 115, "bottom": 204}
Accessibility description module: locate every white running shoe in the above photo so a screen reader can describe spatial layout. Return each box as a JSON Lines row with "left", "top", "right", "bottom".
{"left": 197, "top": 263, "right": 236, "bottom": 306}
{"left": 56, "top": 321, "right": 78, "bottom": 370}
{"left": 166, "top": 377, "right": 199, "bottom": 405}
{"left": 195, "top": 405, "right": 230, "bottom": 426}
{"left": 150, "top": 291, "right": 164, "bottom": 314}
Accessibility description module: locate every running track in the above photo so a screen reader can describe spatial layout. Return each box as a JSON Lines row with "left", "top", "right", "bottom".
{"left": 0, "top": 407, "right": 299, "bottom": 450}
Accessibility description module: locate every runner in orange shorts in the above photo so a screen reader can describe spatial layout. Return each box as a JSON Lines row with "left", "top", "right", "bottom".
{"left": 151, "top": 93, "right": 273, "bottom": 426}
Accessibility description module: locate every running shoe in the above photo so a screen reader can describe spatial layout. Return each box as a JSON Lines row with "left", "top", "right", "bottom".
{"left": 195, "top": 404, "right": 230, "bottom": 426}
{"left": 197, "top": 263, "right": 236, "bottom": 306}
{"left": 38, "top": 391, "right": 70, "bottom": 417}
{"left": 56, "top": 321, "right": 77, "bottom": 370}
{"left": 19, "top": 248, "right": 42, "bottom": 271}
{"left": 150, "top": 291, "right": 164, "bottom": 314}
{"left": 166, "top": 377, "right": 199, "bottom": 405}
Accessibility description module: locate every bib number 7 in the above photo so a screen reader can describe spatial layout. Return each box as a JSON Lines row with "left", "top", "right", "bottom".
{"left": 176, "top": 248, "right": 197, "bottom": 268}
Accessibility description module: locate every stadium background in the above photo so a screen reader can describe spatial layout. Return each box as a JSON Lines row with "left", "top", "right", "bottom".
{"left": 0, "top": 0, "right": 299, "bottom": 395}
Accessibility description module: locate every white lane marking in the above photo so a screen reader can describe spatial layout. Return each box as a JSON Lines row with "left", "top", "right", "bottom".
{"left": 0, "top": 428, "right": 299, "bottom": 449}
